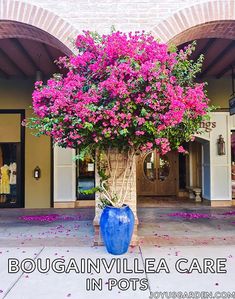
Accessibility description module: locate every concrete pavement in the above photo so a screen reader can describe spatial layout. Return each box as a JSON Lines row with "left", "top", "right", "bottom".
{"left": 0, "top": 245, "right": 234, "bottom": 299}
{"left": 0, "top": 206, "right": 235, "bottom": 298}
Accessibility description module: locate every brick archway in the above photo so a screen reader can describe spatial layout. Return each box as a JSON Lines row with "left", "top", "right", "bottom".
{"left": 169, "top": 20, "right": 235, "bottom": 46}
{"left": 0, "top": 0, "right": 79, "bottom": 54}
{"left": 152, "top": 0, "right": 235, "bottom": 45}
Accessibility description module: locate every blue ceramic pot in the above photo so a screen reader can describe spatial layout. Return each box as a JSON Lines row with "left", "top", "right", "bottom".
{"left": 100, "top": 205, "right": 135, "bottom": 255}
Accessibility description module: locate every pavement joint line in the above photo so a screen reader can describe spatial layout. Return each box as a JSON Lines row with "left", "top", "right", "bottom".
{"left": 139, "top": 245, "right": 152, "bottom": 298}
{"left": 2, "top": 246, "right": 45, "bottom": 299}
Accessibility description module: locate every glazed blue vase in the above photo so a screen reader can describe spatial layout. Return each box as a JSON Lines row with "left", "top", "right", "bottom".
{"left": 100, "top": 205, "right": 135, "bottom": 255}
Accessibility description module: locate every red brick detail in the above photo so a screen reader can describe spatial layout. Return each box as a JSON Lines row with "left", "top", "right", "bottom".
{"left": 152, "top": 0, "right": 235, "bottom": 45}
{"left": 170, "top": 20, "right": 235, "bottom": 46}
{"left": 0, "top": 0, "right": 78, "bottom": 54}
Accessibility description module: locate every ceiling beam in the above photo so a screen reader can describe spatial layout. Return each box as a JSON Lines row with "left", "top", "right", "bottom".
{"left": 0, "top": 47, "right": 27, "bottom": 78}
{"left": 193, "top": 38, "right": 217, "bottom": 62}
{"left": 216, "top": 58, "right": 235, "bottom": 79}
{"left": 42, "top": 43, "right": 54, "bottom": 62}
{"left": 11, "top": 38, "right": 46, "bottom": 77}
{"left": 200, "top": 41, "right": 235, "bottom": 78}
{"left": 41, "top": 43, "right": 58, "bottom": 72}
{"left": 0, "top": 67, "right": 9, "bottom": 79}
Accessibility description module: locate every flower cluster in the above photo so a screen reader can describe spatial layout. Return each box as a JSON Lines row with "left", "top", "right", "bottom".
{"left": 28, "top": 31, "right": 209, "bottom": 155}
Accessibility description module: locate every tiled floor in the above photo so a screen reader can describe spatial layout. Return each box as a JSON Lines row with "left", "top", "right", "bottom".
{"left": 0, "top": 202, "right": 235, "bottom": 247}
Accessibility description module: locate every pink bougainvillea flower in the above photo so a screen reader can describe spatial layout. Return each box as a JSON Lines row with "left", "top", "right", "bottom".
{"left": 24, "top": 31, "right": 209, "bottom": 207}
{"left": 177, "top": 146, "right": 188, "bottom": 154}
{"left": 25, "top": 31, "right": 209, "bottom": 156}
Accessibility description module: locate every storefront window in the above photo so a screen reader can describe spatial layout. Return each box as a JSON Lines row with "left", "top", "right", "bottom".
{"left": 76, "top": 155, "right": 95, "bottom": 200}
{"left": 0, "top": 111, "right": 24, "bottom": 208}
{"left": 0, "top": 143, "right": 19, "bottom": 205}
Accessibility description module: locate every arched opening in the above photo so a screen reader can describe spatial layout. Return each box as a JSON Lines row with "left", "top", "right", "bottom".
{"left": 169, "top": 20, "right": 235, "bottom": 46}
{"left": 176, "top": 27, "right": 235, "bottom": 206}
{"left": 138, "top": 20, "right": 235, "bottom": 207}
{"left": 152, "top": 1, "right": 235, "bottom": 43}
{"left": 0, "top": 20, "right": 74, "bottom": 208}
{"left": 0, "top": 20, "right": 71, "bottom": 80}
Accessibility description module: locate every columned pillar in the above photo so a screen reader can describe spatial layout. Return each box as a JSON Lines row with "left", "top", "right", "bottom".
{"left": 209, "top": 113, "right": 231, "bottom": 204}
{"left": 53, "top": 146, "right": 77, "bottom": 208}
{"left": 93, "top": 151, "right": 138, "bottom": 246}
{"left": 200, "top": 112, "right": 232, "bottom": 206}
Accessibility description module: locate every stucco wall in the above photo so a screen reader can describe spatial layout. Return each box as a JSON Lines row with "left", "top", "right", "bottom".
{"left": 207, "top": 78, "right": 232, "bottom": 109}
{"left": 0, "top": 79, "right": 51, "bottom": 208}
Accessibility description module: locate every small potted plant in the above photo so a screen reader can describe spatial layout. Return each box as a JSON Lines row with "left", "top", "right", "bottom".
{"left": 26, "top": 30, "right": 209, "bottom": 255}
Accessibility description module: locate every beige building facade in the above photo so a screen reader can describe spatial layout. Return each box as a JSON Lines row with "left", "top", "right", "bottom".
{"left": 0, "top": 0, "right": 235, "bottom": 221}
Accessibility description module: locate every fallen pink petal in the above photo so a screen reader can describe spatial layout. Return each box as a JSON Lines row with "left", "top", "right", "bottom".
{"left": 167, "top": 212, "right": 212, "bottom": 219}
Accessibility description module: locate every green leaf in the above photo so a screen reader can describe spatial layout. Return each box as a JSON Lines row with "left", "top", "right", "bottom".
{"left": 79, "top": 186, "right": 100, "bottom": 195}
{"left": 84, "top": 122, "right": 93, "bottom": 131}
{"left": 140, "top": 108, "right": 147, "bottom": 116}
{"left": 119, "top": 128, "right": 128, "bottom": 136}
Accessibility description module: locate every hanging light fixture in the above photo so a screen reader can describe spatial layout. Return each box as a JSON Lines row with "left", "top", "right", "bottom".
{"left": 217, "top": 135, "right": 226, "bottom": 155}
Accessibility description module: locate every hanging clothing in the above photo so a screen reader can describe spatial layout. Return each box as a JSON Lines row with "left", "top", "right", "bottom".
{"left": 9, "top": 162, "right": 17, "bottom": 185}
{"left": 0, "top": 165, "right": 10, "bottom": 194}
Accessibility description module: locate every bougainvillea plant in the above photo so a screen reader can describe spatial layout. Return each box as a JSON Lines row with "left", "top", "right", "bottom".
{"left": 26, "top": 30, "right": 209, "bottom": 208}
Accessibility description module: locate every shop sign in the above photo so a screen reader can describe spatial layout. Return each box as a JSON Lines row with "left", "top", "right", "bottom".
{"left": 200, "top": 121, "right": 216, "bottom": 132}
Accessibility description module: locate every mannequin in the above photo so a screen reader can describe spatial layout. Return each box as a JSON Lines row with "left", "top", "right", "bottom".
{"left": 9, "top": 162, "right": 17, "bottom": 203}
{"left": 0, "top": 164, "right": 10, "bottom": 202}
{"left": 9, "top": 162, "right": 17, "bottom": 185}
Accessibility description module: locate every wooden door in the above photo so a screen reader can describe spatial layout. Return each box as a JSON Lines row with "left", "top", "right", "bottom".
{"left": 136, "top": 151, "right": 178, "bottom": 196}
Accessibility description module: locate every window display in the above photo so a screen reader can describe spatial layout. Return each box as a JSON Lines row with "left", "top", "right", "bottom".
{"left": 77, "top": 155, "right": 95, "bottom": 200}
{"left": 0, "top": 144, "right": 18, "bottom": 205}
